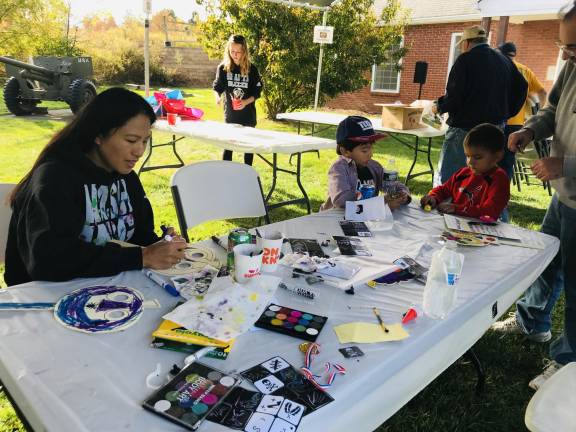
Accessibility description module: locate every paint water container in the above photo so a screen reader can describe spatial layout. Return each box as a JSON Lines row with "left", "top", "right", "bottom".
{"left": 382, "top": 158, "right": 400, "bottom": 196}
{"left": 422, "top": 241, "right": 464, "bottom": 319}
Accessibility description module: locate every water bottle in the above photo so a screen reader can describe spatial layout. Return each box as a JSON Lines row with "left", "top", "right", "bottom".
{"left": 422, "top": 241, "right": 464, "bottom": 319}
{"left": 382, "top": 158, "right": 399, "bottom": 195}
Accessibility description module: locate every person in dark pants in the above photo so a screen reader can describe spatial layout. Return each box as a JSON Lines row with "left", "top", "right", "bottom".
{"left": 432, "top": 25, "right": 528, "bottom": 186}
{"left": 213, "top": 34, "right": 263, "bottom": 166}
{"left": 491, "top": 1, "right": 576, "bottom": 391}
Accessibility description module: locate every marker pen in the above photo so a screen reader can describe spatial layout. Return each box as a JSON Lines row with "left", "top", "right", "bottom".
{"left": 143, "top": 269, "right": 179, "bottom": 296}
{"left": 160, "top": 224, "right": 172, "bottom": 241}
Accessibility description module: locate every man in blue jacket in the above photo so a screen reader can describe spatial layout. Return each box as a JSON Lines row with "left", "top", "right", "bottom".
{"left": 433, "top": 25, "right": 528, "bottom": 185}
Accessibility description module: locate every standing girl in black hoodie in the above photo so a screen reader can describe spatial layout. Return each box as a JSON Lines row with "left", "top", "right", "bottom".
{"left": 4, "top": 88, "right": 185, "bottom": 286}
{"left": 213, "top": 34, "right": 263, "bottom": 165}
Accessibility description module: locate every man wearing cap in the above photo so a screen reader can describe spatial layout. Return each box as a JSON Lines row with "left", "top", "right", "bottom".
{"left": 433, "top": 25, "right": 528, "bottom": 185}
{"left": 491, "top": 1, "right": 576, "bottom": 390}
{"left": 499, "top": 41, "right": 548, "bottom": 180}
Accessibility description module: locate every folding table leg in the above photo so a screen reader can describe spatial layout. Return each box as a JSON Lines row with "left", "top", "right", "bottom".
{"left": 405, "top": 136, "right": 418, "bottom": 183}
{"left": 463, "top": 348, "right": 486, "bottom": 395}
{"left": 264, "top": 153, "right": 278, "bottom": 203}
{"left": 138, "top": 134, "right": 186, "bottom": 175}
{"left": 295, "top": 152, "right": 311, "bottom": 214}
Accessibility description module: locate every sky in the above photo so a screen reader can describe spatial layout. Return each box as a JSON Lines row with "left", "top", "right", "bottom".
{"left": 67, "top": 0, "right": 205, "bottom": 25}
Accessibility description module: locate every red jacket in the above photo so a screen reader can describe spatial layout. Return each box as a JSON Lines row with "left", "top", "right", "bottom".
{"left": 429, "top": 167, "right": 510, "bottom": 220}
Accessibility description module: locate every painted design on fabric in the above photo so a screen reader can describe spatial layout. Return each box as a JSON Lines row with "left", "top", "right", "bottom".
{"left": 54, "top": 285, "right": 144, "bottom": 333}
{"left": 80, "top": 179, "right": 135, "bottom": 245}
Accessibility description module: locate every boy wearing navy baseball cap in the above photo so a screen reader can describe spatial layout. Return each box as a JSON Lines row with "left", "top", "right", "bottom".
{"left": 320, "top": 116, "right": 411, "bottom": 211}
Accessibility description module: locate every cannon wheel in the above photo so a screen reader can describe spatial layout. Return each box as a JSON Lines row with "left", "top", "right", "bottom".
{"left": 67, "top": 79, "right": 97, "bottom": 113}
{"left": 3, "top": 77, "right": 39, "bottom": 116}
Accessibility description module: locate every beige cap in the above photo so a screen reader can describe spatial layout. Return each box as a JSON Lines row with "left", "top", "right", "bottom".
{"left": 457, "top": 25, "right": 487, "bottom": 45}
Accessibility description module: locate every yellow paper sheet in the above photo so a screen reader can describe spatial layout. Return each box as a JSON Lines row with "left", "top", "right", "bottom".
{"left": 333, "top": 322, "right": 409, "bottom": 343}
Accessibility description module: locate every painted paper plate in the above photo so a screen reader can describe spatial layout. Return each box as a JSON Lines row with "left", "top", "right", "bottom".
{"left": 54, "top": 285, "right": 145, "bottom": 333}
{"left": 154, "top": 245, "right": 220, "bottom": 276}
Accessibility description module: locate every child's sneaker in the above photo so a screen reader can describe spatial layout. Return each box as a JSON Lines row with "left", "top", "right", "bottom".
{"left": 490, "top": 312, "right": 551, "bottom": 342}
{"left": 529, "top": 360, "right": 564, "bottom": 390}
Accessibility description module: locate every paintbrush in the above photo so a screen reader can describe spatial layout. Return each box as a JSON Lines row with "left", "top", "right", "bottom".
{"left": 372, "top": 307, "right": 389, "bottom": 333}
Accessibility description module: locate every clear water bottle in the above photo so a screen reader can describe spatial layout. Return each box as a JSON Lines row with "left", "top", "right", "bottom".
{"left": 382, "top": 158, "right": 399, "bottom": 195}
{"left": 422, "top": 241, "right": 464, "bottom": 319}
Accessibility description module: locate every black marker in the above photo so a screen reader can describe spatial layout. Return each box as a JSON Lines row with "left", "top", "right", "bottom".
{"left": 211, "top": 236, "right": 227, "bottom": 251}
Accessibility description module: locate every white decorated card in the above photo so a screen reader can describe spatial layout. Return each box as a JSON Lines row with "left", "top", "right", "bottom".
{"left": 345, "top": 196, "right": 392, "bottom": 222}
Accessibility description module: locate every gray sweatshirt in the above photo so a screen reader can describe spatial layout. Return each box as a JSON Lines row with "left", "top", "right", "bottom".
{"left": 525, "top": 60, "right": 576, "bottom": 209}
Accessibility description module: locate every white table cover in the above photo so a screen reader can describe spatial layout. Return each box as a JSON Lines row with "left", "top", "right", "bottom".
{"left": 154, "top": 119, "right": 336, "bottom": 154}
{"left": 0, "top": 204, "right": 558, "bottom": 432}
{"left": 276, "top": 111, "right": 446, "bottom": 139}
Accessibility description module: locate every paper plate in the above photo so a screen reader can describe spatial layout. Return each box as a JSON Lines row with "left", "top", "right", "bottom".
{"left": 154, "top": 245, "right": 221, "bottom": 276}
{"left": 54, "top": 285, "right": 144, "bottom": 333}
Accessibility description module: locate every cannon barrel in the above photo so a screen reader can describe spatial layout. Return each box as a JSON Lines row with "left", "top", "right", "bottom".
{"left": 0, "top": 56, "right": 55, "bottom": 78}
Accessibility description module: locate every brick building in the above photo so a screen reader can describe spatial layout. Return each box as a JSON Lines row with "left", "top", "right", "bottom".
{"left": 327, "top": 0, "right": 566, "bottom": 114}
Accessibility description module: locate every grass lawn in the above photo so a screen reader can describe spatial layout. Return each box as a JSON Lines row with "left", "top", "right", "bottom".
{"left": 0, "top": 87, "right": 562, "bottom": 432}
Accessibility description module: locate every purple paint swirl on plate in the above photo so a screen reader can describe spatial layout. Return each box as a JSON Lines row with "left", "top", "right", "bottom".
{"left": 54, "top": 285, "right": 144, "bottom": 333}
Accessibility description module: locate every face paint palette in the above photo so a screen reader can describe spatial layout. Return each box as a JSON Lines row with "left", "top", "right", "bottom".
{"left": 254, "top": 304, "right": 327, "bottom": 342}
{"left": 143, "top": 362, "right": 239, "bottom": 431}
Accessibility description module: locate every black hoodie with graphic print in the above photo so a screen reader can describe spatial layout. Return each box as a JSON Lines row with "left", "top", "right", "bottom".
{"left": 4, "top": 152, "right": 159, "bottom": 286}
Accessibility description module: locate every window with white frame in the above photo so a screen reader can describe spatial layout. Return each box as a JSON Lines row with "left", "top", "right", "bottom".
{"left": 371, "top": 39, "right": 403, "bottom": 93}
{"left": 447, "top": 32, "right": 463, "bottom": 81}
{"left": 554, "top": 49, "right": 566, "bottom": 82}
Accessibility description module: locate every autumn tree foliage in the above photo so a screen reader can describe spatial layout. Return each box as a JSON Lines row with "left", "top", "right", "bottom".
{"left": 197, "top": 0, "right": 407, "bottom": 118}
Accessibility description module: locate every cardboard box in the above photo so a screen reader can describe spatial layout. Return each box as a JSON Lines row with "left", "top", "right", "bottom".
{"left": 375, "top": 104, "right": 424, "bottom": 130}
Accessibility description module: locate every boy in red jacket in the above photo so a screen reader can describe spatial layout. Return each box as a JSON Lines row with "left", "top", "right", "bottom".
{"left": 421, "top": 123, "right": 509, "bottom": 221}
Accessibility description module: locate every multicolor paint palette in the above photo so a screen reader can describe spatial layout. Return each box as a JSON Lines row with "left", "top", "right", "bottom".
{"left": 254, "top": 304, "right": 327, "bottom": 342}
{"left": 143, "top": 362, "right": 238, "bottom": 430}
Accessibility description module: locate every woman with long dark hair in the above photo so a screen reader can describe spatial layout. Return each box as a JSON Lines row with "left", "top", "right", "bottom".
{"left": 4, "top": 87, "right": 185, "bottom": 286}
{"left": 213, "top": 34, "right": 263, "bottom": 165}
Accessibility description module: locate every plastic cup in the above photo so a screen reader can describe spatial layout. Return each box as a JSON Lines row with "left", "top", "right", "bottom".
{"left": 233, "top": 244, "right": 263, "bottom": 284}
{"left": 256, "top": 230, "right": 284, "bottom": 273}
{"left": 231, "top": 98, "right": 242, "bottom": 110}
{"left": 167, "top": 113, "right": 178, "bottom": 125}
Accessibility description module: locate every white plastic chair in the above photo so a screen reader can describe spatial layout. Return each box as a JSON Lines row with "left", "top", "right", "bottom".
{"left": 525, "top": 362, "right": 576, "bottom": 432}
{"left": 170, "top": 161, "right": 269, "bottom": 242}
{"left": 0, "top": 184, "right": 15, "bottom": 263}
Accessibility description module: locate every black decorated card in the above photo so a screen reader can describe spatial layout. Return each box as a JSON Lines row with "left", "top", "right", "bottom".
{"left": 287, "top": 238, "right": 327, "bottom": 258}
{"left": 143, "top": 362, "right": 239, "bottom": 430}
{"left": 254, "top": 304, "right": 327, "bottom": 342}
{"left": 206, "top": 387, "right": 263, "bottom": 430}
{"left": 339, "top": 220, "right": 372, "bottom": 237}
{"left": 333, "top": 236, "right": 372, "bottom": 256}
{"left": 240, "top": 356, "right": 334, "bottom": 415}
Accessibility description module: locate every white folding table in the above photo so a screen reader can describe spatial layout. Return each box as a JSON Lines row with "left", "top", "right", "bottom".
{"left": 277, "top": 111, "right": 446, "bottom": 186}
{"left": 0, "top": 204, "right": 558, "bottom": 432}
{"left": 142, "top": 120, "right": 336, "bottom": 214}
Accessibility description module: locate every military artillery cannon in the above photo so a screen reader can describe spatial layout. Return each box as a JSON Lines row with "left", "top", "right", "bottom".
{"left": 1, "top": 56, "right": 97, "bottom": 115}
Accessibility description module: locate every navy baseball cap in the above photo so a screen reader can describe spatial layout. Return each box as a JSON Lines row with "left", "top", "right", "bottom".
{"left": 499, "top": 42, "right": 517, "bottom": 57}
{"left": 336, "top": 116, "right": 386, "bottom": 144}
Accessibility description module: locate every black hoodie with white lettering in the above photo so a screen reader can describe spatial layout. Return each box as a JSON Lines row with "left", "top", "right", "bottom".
{"left": 4, "top": 152, "right": 159, "bottom": 286}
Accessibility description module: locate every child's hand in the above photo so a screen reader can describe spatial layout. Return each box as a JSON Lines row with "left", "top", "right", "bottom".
{"left": 420, "top": 195, "right": 437, "bottom": 209}
{"left": 385, "top": 193, "right": 406, "bottom": 210}
{"left": 437, "top": 202, "right": 456, "bottom": 214}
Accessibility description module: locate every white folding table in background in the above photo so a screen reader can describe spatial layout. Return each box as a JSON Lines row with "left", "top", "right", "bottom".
{"left": 0, "top": 204, "right": 558, "bottom": 432}
{"left": 277, "top": 111, "right": 446, "bottom": 186}
{"left": 142, "top": 120, "right": 336, "bottom": 214}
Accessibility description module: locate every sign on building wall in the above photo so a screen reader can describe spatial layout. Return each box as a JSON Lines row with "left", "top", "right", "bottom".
{"left": 313, "top": 26, "right": 334, "bottom": 44}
